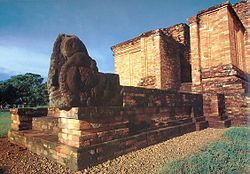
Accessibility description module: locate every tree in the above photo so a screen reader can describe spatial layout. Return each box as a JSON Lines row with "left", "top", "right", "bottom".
{"left": 0, "top": 84, "right": 17, "bottom": 105}
{"left": 0, "top": 73, "right": 48, "bottom": 107}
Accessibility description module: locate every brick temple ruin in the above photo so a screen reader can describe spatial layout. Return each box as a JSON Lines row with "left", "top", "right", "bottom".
{"left": 112, "top": 1, "right": 250, "bottom": 126}
{"left": 8, "top": 1, "right": 249, "bottom": 171}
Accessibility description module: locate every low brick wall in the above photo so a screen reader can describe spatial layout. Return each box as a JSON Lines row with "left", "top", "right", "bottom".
{"left": 8, "top": 88, "right": 208, "bottom": 170}
{"left": 9, "top": 108, "right": 48, "bottom": 131}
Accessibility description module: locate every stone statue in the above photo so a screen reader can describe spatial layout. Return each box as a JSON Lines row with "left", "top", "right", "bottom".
{"left": 48, "top": 34, "right": 122, "bottom": 110}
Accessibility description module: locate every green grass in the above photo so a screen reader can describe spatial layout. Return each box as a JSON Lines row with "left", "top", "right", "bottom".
{"left": 158, "top": 127, "right": 250, "bottom": 174}
{"left": 0, "top": 112, "right": 11, "bottom": 137}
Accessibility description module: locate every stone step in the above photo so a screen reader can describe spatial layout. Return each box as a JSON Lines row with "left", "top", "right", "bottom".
{"left": 8, "top": 121, "right": 197, "bottom": 171}
{"left": 191, "top": 116, "right": 208, "bottom": 131}
{"left": 207, "top": 118, "right": 232, "bottom": 128}
{"left": 195, "top": 121, "right": 208, "bottom": 131}
{"left": 32, "top": 117, "right": 59, "bottom": 135}
{"left": 8, "top": 130, "right": 80, "bottom": 170}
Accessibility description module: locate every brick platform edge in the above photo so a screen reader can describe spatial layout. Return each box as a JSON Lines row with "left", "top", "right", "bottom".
{"left": 8, "top": 91, "right": 208, "bottom": 171}
{"left": 8, "top": 122, "right": 195, "bottom": 171}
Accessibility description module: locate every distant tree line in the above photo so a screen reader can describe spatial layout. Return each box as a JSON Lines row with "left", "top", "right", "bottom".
{"left": 0, "top": 73, "right": 48, "bottom": 107}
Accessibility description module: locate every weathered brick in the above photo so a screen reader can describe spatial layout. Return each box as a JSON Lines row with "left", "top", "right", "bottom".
{"left": 112, "top": 23, "right": 191, "bottom": 90}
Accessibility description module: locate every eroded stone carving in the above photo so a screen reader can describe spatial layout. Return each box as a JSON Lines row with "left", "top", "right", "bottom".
{"left": 48, "top": 34, "right": 122, "bottom": 109}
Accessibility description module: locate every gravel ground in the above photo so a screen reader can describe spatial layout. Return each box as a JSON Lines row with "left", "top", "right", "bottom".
{"left": 0, "top": 128, "right": 225, "bottom": 174}
{"left": 0, "top": 138, "right": 72, "bottom": 174}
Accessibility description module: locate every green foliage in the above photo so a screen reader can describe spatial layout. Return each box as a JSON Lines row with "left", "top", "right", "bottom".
{"left": 0, "top": 112, "right": 11, "bottom": 137}
{"left": 0, "top": 84, "right": 17, "bottom": 105}
{"left": 0, "top": 73, "right": 48, "bottom": 106}
{"left": 224, "top": 127, "right": 249, "bottom": 142}
{"left": 158, "top": 127, "right": 250, "bottom": 174}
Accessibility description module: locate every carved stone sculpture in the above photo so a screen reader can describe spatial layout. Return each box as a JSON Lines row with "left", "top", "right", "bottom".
{"left": 48, "top": 34, "right": 122, "bottom": 109}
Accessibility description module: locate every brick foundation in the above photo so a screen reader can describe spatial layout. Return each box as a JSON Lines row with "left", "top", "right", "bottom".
{"left": 8, "top": 88, "right": 208, "bottom": 171}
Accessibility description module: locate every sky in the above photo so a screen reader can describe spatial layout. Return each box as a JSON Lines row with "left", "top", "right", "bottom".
{"left": 0, "top": 0, "right": 241, "bottom": 81}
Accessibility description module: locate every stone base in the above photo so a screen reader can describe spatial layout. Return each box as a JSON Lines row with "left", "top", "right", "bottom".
{"left": 8, "top": 90, "right": 208, "bottom": 171}
{"left": 192, "top": 116, "right": 208, "bottom": 131}
{"left": 195, "top": 121, "right": 209, "bottom": 130}
{"left": 8, "top": 122, "right": 196, "bottom": 171}
{"left": 206, "top": 117, "right": 232, "bottom": 128}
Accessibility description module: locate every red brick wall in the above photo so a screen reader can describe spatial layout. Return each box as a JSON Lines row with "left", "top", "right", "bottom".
{"left": 228, "top": 6, "right": 246, "bottom": 71}
{"left": 233, "top": 1, "right": 249, "bottom": 74}
{"left": 189, "top": 4, "right": 233, "bottom": 87}
{"left": 189, "top": 2, "right": 249, "bottom": 125}
{"left": 161, "top": 24, "right": 191, "bottom": 83}
{"left": 55, "top": 87, "right": 205, "bottom": 148}
{"left": 112, "top": 31, "right": 162, "bottom": 88}
{"left": 200, "top": 64, "right": 249, "bottom": 125}
{"left": 160, "top": 32, "right": 181, "bottom": 89}
{"left": 112, "top": 24, "right": 191, "bottom": 90}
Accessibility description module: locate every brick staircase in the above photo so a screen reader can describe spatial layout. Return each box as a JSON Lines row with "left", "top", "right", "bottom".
{"left": 8, "top": 111, "right": 77, "bottom": 169}
{"left": 9, "top": 114, "right": 198, "bottom": 171}
{"left": 8, "top": 106, "right": 208, "bottom": 171}
{"left": 206, "top": 116, "right": 232, "bottom": 128}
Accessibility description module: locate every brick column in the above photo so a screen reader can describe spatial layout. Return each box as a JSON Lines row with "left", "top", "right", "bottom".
{"left": 188, "top": 16, "right": 201, "bottom": 88}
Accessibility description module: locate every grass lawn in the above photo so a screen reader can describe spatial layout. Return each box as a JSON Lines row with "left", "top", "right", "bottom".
{"left": 0, "top": 111, "right": 11, "bottom": 137}
{"left": 158, "top": 127, "right": 250, "bottom": 174}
